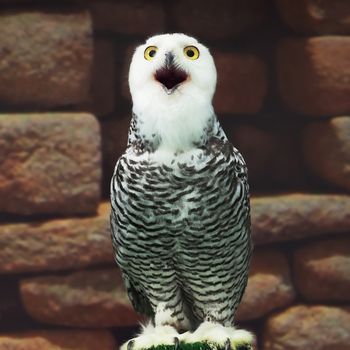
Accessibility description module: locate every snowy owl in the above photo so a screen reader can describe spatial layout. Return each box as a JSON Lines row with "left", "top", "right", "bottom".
{"left": 110, "top": 33, "right": 253, "bottom": 350}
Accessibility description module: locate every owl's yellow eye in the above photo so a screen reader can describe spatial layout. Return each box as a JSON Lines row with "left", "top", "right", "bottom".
{"left": 184, "top": 46, "right": 199, "bottom": 60}
{"left": 144, "top": 46, "right": 158, "bottom": 61}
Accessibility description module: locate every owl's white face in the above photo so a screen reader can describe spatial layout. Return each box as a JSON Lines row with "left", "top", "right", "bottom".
{"left": 129, "top": 33, "right": 217, "bottom": 101}
{"left": 128, "top": 33, "right": 217, "bottom": 151}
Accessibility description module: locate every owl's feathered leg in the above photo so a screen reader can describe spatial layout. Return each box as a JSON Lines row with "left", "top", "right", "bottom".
{"left": 121, "top": 290, "right": 192, "bottom": 350}
{"left": 154, "top": 299, "right": 192, "bottom": 331}
{"left": 121, "top": 322, "right": 179, "bottom": 350}
{"left": 181, "top": 321, "right": 254, "bottom": 350}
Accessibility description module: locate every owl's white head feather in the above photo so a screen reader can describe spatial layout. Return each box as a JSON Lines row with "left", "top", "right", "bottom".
{"left": 129, "top": 33, "right": 217, "bottom": 151}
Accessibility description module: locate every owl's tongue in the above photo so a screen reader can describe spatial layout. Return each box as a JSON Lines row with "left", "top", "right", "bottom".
{"left": 155, "top": 66, "right": 188, "bottom": 92}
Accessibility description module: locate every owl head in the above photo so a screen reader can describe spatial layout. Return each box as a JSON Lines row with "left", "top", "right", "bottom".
{"left": 128, "top": 33, "right": 218, "bottom": 151}
{"left": 129, "top": 33, "right": 217, "bottom": 106}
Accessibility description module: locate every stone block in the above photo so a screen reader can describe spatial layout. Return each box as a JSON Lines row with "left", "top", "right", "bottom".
{"left": 237, "top": 249, "right": 295, "bottom": 321}
{"left": 277, "top": 37, "right": 350, "bottom": 116}
{"left": 264, "top": 305, "right": 350, "bottom": 350}
{"left": 251, "top": 193, "right": 350, "bottom": 244}
{"left": 294, "top": 237, "right": 350, "bottom": 301}
{"left": 0, "top": 202, "right": 113, "bottom": 273}
{"left": 275, "top": 0, "right": 350, "bottom": 35}
{"left": 89, "top": 0, "right": 165, "bottom": 35}
{"left": 0, "top": 330, "right": 116, "bottom": 350}
{"left": 20, "top": 269, "right": 141, "bottom": 327}
{"left": 0, "top": 113, "right": 101, "bottom": 215}
{"left": 302, "top": 116, "right": 350, "bottom": 191}
{"left": 213, "top": 52, "right": 267, "bottom": 115}
{"left": 172, "top": 0, "right": 266, "bottom": 40}
{"left": 0, "top": 8, "right": 92, "bottom": 108}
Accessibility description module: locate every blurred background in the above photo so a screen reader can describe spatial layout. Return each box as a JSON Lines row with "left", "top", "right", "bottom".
{"left": 0, "top": 0, "right": 350, "bottom": 349}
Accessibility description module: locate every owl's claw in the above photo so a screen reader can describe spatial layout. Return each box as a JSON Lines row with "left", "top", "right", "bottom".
{"left": 174, "top": 336, "right": 180, "bottom": 350}
{"left": 127, "top": 339, "right": 135, "bottom": 350}
{"left": 224, "top": 338, "right": 231, "bottom": 350}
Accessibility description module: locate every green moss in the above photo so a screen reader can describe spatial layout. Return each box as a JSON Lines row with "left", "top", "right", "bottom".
{"left": 143, "top": 342, "right": 252, "bottom": 350}
{"left": 145, "top": 342, "right": 214, "bottom": 350}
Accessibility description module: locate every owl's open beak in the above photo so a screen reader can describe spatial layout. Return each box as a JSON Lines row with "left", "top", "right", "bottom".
{"left": 154, "top": 52, "right": 188, "bottom": 94}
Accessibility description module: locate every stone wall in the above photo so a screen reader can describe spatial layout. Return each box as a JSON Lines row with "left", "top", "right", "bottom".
{"left": 0, "top": 0, "right": 349, "bottom": 349}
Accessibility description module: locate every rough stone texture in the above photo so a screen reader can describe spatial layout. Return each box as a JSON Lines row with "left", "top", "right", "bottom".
{"left": 20, "top": 269, "right": 141, "bottom": 327}
{"left": 251, "top": 193, "right": 350, "bottom": 244}
{"left": 0, "top": 113, "right": 101, "bottom": 215}
{"left": 89, "top": 0, "right": 165, "bottom": 35}
{"left": 263, "top": 305, "right": 350, "bottom": 350}
{"left": 227, "top": 124, "right": 305, "bottom": 190}
{"left": 0, "top": 8, "right": 92, "bottom": 108}
{"left": 302, "top": 116, "right": 350, "bottom": 191}
{"left": 294, "top": 237, "right": 350, "bottom": 302}
{"left": 275, "top": 0, "right": 350, "bottom": 35}
{"left": 236, "top": 249, "right": 295, "bottom": 321}
{"left": 213, "top": 52, "right": 267, "bottom": 114}
{"left": 0, "top": 203, "right": 113, "bottom": 274}
{"left": 172, "top": 0, "right": 266, "bottom": 40}
{"left": 101, "top": 116, "right": 130, "bottom": 195}
{"left": 0, "top": 330, "right": 116, "bottom": 350}
{"left": 277, "top": 36, "right": 350, "bottom": 116}
{"left": 84, "top": 39, "right": 116, "bottom": 117}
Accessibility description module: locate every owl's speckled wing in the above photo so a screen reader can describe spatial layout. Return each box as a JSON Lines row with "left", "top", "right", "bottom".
{"left": 110, "top": 117, "right": 252, "bottom": 327}
{"left": 110, "top": 187, "right": 154, "bottom": 318}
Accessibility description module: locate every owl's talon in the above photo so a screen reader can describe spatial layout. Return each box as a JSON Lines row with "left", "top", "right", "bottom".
{"left": 127, "top": 340, "right": 135, "bottom": 350}
{"left": 224, "top": 338, "right": 231, "bottom": 350}
{"left": 174, "top": 336, "right": 180, "bottom": 350}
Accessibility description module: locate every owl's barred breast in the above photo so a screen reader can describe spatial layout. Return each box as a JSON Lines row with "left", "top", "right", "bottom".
{"left": 111, "top": 138, "right": 250, "bottom": 272}
{"left": 111, "top": 132, "right": 252, "bottom": 324}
